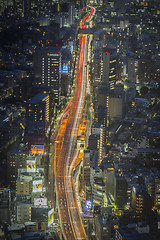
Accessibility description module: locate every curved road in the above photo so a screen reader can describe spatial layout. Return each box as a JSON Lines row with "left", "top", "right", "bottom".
{"left": 53, "top": 6, "right": 95, "bottom": 240}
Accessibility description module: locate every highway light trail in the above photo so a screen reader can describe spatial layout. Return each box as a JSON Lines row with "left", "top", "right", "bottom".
{"left": 53, "top": 5, "right": 95, "bottom": 240}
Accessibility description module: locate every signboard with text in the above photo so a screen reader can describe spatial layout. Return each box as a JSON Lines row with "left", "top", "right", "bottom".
{"left": 31, "top": 145, "right": 44, "bottom": 155}
{"left": 27, "top": 160, "right": 36, "bottom": 172}
{"left": 33, "top": 180, "right": 43, "bottom": 193}
{"left": 34, "top": 198, "right": 47, "bottom": 208}
{"left": 48, "top": 208, "right": 54, "bottom": 227}
{"left": 63, "top": 64, "right": 69, "bottom": 73}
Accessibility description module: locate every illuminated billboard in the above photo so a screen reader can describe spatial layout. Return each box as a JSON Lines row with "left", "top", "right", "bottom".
{"left": 132, "top": 186, "right": 136, "bottom": 194}
{"left": 31, "top": 145, "right": 44, "bottom": 155}
{"left": 27, "top": 160, "right": 36, "bottom": 172}
{"left": 63, "top": 64, "right": 68, "bottom": 73}
{"left": 34, "top": 198, "right": 47, "bottom": 208}
{"left": 84, "top": 200, "right": 92, "bottom": 213}
{"left": 48, "top": 208, "right": 54, "bottom": 227}
{"left": 86, "top": 200, "right": 92, "bottom": 209}
{"left": 33, "top": 180, "right": 43, "bottom": 193}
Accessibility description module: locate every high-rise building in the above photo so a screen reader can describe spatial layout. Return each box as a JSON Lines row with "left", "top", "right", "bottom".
{"left": 7, "top": 147, "right": 27, "bottom": 190}
{"left": 108, "top": 86, "right": 125, "bottom": 120}
{"left": 93, "top": 177, "right": 105, "bottom": 206}
{"left": 127, "top": 58, "right": 138, "bottom": 84}
{"left": 101, "top": 47, "right": 118, "bottom": 89}
{"left": 34, "top": 47, "right": 61, "bottom": 105}
{"left": 113, "top": 173, "right": 128, "bottom": 208}
{"left": 131, "top": 185, "right": 153, "bottom": 218}
{"left": 103, "top": 161, "right": 114, "bottom": 193}
{"left": 25, "top": 93, "right": 50, "bottom": 137}
{"left": 105, "top": 84, "right": 125, "bottom": 144}
{"left": 97, "top": 82, "right": 109, "bottom": 145}
{"left": 0, "top": 188, "right": 12, "bottom": 223}
{"left": 91, "top": 122, "right": 103, "bottom": 165}
{"left": 83, "top": 150, "right": 91, "bottom": 184}
{"left": 88, "top": 134, "right": 99, "bottom": 151}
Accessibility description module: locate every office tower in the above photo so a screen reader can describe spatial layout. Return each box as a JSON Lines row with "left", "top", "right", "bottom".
{"left": 131, "top": 185, "right": 153, "bottom": 218}
{"left": 69, "top": 2, "right": 75, "bottom": 25}
{"left": 127, "top": 58, "right": 138, "bottom": 84}
{"left": 91, "top": 122, "right": 103, "bottom": 165}
{"left": 113, "top": 173, "right": 128, "bottom": 208}
{"left": 0, "top": 188, "right": 12, "bottom": 223}
{"left": 103, "top": 161, "right": 114, "bottom": 193}
{"left": 16, "top": 203, "right": 32, "bottom": 223}
{"left": 93, "top": 178, "right": 105, "bottom": 206}
{"left": 34, "top": 47, "right": 61, "bottom": 105}
{"left": 16, "top": 175, "right": 32, "bottom": 196}
{"left": 7, "top": 147, "right": 27, "bottom": 190}
{"left": 97, "top": 82, "right": 109, "bottom": 145}
{"left": 101, "top": 47, "right": 117, "bottom": 89}
{"left": 25, "top": 93, "right": 50, "bottom": 145}
{"left": 97, "top": 82, "right": 109, "bottom": 106}
{"left": 30, "top": 86, "right": 54, "bottom": 121}
{"left": 100, "top": 83, "right": 125, "bottom": 144}
{"left": 94, "top": 51, "right": 101, "bottom": 83}
{"left": 88, "top": 134, "right": 99, "bottom": 151}
{"left": 109, "top": 94, "right": 123, "bottom": 119}
{"left": 83, "top": 150, "right": 91, "bottom": 184}
{"left": 108, "top": 84, "right": 125, "bottom": 120}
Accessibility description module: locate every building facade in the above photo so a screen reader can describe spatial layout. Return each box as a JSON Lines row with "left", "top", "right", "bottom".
{"left": 34, "top": 48, "right": 61, "bottom": 105}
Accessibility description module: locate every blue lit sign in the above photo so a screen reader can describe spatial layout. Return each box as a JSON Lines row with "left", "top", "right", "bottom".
{"left": 86, "top": 200, "right": 92, "bottom": 209}
{"left": 63, "top": 64, "right": 68, "bottom": 73}
{"left": 31, "top": 145, "right": 44, "bottom": 149}
{"left": 132, "top": 186, "right": 136, "bottom": 194}
{"left": 31, "top": 145, "right": 44, "bottom": 154}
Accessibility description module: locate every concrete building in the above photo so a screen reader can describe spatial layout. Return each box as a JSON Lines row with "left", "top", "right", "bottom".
{"left": 0, "top": 188, "right": 12, "bottom": 223}
{"left": 113, "top": 173, "right": 128, "bottom": 208}
{"left": 91, "top": 122, "right": 103, "bottom": 165}
{"left": 16, "top": 175, "right": 32, "bottom": 196}
{"left": 33, "top": 47, "right": 61, "bottom": 104}
{"left": 7, "top": 147, "right": 27, "bottom": 190}
{"left": 127, "top": 58, "right": 138, "bottom": 84}
{"left": 108, "top": 94, "right": 124, "bottom": 120}
{"left": 131, "top": 185, "right": 153, "bottom": 218}
{"left": 108, "top": 84, "right": 125, "bottom": 120}
{"left": 95, "top": 207, "right": 118, "bottom": 240}
{"left": 25, "top": 93, "right": 50, "bottom": 138}
{"left": 88, "top": 134, "right": 99, "bottom": 151}
{"left": 103, "top": 162, "right": 114, "bottom": 193}
{"left": 93, "top": 177, "right": 105, "bottom": 206}
{"left": 16, "top": 203, "right": 32, "bottom": 224}
{"left": 83, "top": 150, "right": 91, "bottom": 185}
{"left": 115, "top": 223, "right": 152, "bottom": 240}
{"left": 101, "top": 47, "right": 117, "bottom": 89}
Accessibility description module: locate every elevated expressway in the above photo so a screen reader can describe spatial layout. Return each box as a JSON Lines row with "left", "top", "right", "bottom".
{"left": 54, "top": 6, "right": 95, "bottom": 240}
